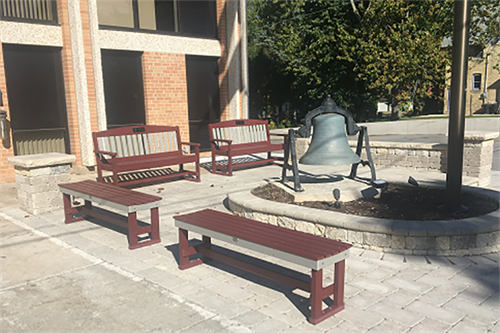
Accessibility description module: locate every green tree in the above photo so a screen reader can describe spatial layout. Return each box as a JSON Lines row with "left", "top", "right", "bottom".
{"left": 248, "top": 0, "right": 500, "bottom": 121}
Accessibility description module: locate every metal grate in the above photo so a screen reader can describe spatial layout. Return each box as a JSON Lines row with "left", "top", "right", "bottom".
{"left": 0, "top": 0, "right": 58, "bottom": 24}
{"left": 13, "top": 128, "right": 66, "bottom": 155}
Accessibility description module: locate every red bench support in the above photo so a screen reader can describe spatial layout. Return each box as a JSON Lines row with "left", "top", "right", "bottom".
{"left": 59, "top": 180, "right": 162, "bottom": 250}
{"left": 174, "top": 209, "right": 351, "bottom": 325}
{"left": 208, "top": 119, "right": 286, "bottom": 176}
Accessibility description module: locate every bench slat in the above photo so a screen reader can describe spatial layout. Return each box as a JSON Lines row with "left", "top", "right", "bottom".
{"left": 174, "top": 209, "right": 351, "bottom": 261}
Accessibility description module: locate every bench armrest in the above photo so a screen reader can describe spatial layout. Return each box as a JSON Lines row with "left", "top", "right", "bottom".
{"left": 180, "top": 142, "right": 201, "bottom": 147}
{"left": 94, "top": 149, "right": 117, "bottom": 158}
{"left": 210, "top": 139, "right": 233, "bottom": 144}
{"left": 269, "top": 133, "right": 288, "bottom": 137}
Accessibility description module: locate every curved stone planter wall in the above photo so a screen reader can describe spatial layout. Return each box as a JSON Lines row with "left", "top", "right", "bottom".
{"left": 227, "top": 186, "right": 500, "bottom": 256}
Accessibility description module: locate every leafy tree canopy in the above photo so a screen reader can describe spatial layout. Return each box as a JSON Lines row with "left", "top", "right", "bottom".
{"left": 248, "top": 0, "right": 500, "bottom": 121}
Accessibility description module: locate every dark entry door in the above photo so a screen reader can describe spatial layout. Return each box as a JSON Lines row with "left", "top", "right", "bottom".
{"left": 101, "top": 50, "right": 146, "bottom": 129}
{"left": 185, "top": 55, "right": 221, "bottom": 151}
{"left": 3, "top": 44, "right": 69, "bottom": 155}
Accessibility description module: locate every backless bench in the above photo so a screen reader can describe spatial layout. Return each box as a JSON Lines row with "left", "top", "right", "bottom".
{"left": 174, "top": 209, "right": 351, "bottom": 324}
{"left": 59, "top": 180, "right": 161, "bottom": 250}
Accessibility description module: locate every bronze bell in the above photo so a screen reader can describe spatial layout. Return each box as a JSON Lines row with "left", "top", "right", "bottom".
{"left": 299, "top": 113, "right": 361, "bottom": 166}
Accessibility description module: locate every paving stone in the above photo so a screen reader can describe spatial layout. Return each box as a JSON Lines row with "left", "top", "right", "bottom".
{"left": 349, "top": 277, "right": 398, "bottom": 295}
{"left": 330, "top": 317, "right": 368, "bottom": 333}
{"left": 232, "top": 310, "right": 269, "bottom": 327}
{"left": 344, "top": 283, "right": 363, "bottom": 298}
{"left": 346, "top": 259, "right": 379, "bottom": 272}
{"left": 381, "top": 252, "right": 406, "bottom": 264}
{"left": 393, "top": 266, "right": 434, "bottom": 282}
{"left": 360, "top": 250, "right": 384, "bottom": 260}
{"left": 480, "top": 292, "right": 499, "bottom": 311}
{"left": 238, "top": 294, "right": 275, "bottom": 310}
{"left": 361, "top": 266, "right": 397, "bottom": 281}
{"left": 406, "top": 318, "right": 452, "bottom": 333}
{"left": 404, "top": 254, "right": 430, "bottom": 265}
{"left": 346, "top": 290, "right": 385, "bottom": 310}
{"left": 336, "top": 306, "right": 384, "bottom": 329}
{"left": 282, "top": 322, "right": 323, "bottom": 332}
{"left": 184, "top": 289, "right": 251, "bottom": 320}
{"left": 243, "top": 281, "right": 287, "bottom": 301}
{"left": 250, "top": 317, "right": 290, "bottom": 332}
{"left": 384, "top": 276, "right": 433, "bottom": 294}
{"left": 448, "top": 319, "right": 489, "bottom": 333}
{"left": 488, "top": 320, "right": 500, "bottom": 333}
{"left": 454, "top": 284, "right": 498, "bottom": 305}
{"left": 446, "top": 256, "right": 475, "bottom": 267}
{"left": 443, "top": 298, "right": 500, "bottom": 325}
{"left": 417, "top": 288, "right": 455, "bottom": 307}
{"left": 258, "top": 304, "right": 305, "bottom": 327}
{"left": 416, "top": 274, "right": 470, "bottom": 294}
{"left": 307, "top": 312, "right": 343, "bottom": 331}
{"left": 405, "top": 300, "right": 464, "bottom": 325}
{"left": 380, "top": 289, "right": 420, "bottom": 308}
{"left": 207, "top": 282, "right": 254, "bottom": 302}
{"left": 367, "top": 319, "right": 410, "bottom": 333}
{"left": 370, "top": 300, "right": 425, "bottom": 326}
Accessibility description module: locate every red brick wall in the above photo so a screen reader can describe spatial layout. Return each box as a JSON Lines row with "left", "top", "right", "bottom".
{"left": 0, "top": 46, "right": 15, "bottom": 183}
{"left": 142, "top": 52, "right": 190, "bottom": 142}
{"left": 59, "top": 0, "right": 82, "bottom": 168}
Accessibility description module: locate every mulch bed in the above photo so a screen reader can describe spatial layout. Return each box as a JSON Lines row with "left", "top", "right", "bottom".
{"left": 251, "top": 183, "right": 499, "bottom": 221}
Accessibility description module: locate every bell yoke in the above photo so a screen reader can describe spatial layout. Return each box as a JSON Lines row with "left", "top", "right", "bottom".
{"left": 281, "top": 96, "right": 377, "bottom": 192}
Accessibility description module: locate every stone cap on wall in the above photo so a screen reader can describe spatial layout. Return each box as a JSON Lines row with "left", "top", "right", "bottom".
{"left": 8, "top": 153, "right": 76, "bottom": 169}
{"left": 462, "top": 131, "right": 499, "bottom": 142}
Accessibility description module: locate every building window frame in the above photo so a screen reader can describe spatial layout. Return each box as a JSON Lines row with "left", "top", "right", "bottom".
{"left": 472, "top": 73, "right": 482, "bottom": 91}
{"left": 0, "top": 0, "right": 59, "bottom": 25}
{"left": 97, "top": 0, "right": 218, "bottom": 40}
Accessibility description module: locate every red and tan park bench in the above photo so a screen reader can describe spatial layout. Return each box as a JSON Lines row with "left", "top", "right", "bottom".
{"left": 93, "top": 125, "right": 200, "bottom": 186}
{"left": 174, "top": 209, "right": 351, "bottom": 325}
{"left": 208, "top": 119, "right": 286, "bottom": 176}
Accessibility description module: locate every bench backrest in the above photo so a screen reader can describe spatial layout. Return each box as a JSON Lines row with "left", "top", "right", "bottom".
{"left": 93, "top": 125, "right": 182, "bottom": 159}
{"left": 208, "top": 119, "right": 270, "bottom": 146}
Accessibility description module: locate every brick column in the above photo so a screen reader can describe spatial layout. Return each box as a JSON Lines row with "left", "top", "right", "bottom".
{"left": 462, "top": 132, "right": 499, "bottom": 186}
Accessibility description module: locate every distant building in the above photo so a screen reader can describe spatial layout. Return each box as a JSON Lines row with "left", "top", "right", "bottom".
{"left": 0, "top": 0, "right": 248, "bottom": 183}
{"left": 443, "top": 38, "right": 499, "bottom": 115}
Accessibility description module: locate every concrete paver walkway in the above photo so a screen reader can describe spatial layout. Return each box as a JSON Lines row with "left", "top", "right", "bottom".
{"left": 1, "top": 160, "right": 499, "bottom": 332}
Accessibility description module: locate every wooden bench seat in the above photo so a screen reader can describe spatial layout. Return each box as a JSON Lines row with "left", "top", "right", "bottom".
{"left": 59, "top": 180, "right": 162, "bottom": 250}
{"left": 93, "top": 125, "right": 200, "bottom": 186}
{"left": 208, "top": 119, "right": 286, "bottom": 176}
{"left": 174, "top": 209, "right": 351, "bottom": 325}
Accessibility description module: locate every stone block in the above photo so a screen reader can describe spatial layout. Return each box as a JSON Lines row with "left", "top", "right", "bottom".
{"left": 277, "top": 216, "right": 297, "bottom": 230}
{"left": 325, "top": 227, "right": 347, "bottom": 242}
{"left": 347, "top": 229, "right": 364, "bottom": 245}
{"left": 476, "top": 231, "right": 500, "bottom": 249}
{"left": 362, "top": 232, "right": 390, "bottom": 248}
{"left": 405, "top": 236, "right": 436, "bottom": 251}
{"left": 295, "top": 220, "right": 316, "bottom": 235}
{"left": 390, "top": 235, "right": 405, "bottom": 249}
{"left": 436, "top": 237, "right": 450, "bottom": 251}
{"left": 450, "top": 235, "right": 476, "bottom": 250}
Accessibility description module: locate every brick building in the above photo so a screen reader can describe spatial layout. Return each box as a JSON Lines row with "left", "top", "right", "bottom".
{"left": 444, "top": 40, "right": 500, "bottom": 115}
{"left": 0, "top": 0, "right": 248, "bottom": 183}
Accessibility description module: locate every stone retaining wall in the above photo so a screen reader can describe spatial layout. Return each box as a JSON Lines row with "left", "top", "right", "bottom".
{"left": 294, "top": 131, "right": 498, "bottom": 187}
{"left": 227, "top": 188, "right": 500, "bottom": 256}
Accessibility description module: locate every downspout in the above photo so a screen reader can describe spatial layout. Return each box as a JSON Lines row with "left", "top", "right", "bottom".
{"left": 239, "top": 0, "right": 249, "bottom": 119}
{"left": 483, "top": 54, "right": 489, "bottom": 106}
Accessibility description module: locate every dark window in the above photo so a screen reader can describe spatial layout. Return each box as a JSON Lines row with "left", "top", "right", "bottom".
{"left": 472, "top": 74, "right": 481, "bottom": 91}
{"left": 0, "top": 0, "right": 58, "bottom": 24}
{"left": 178, "top": 1, "right": 217, "bottom": 37}
{"left": 97, "top": 0, "right": 217, "bottom": 39}
{"left": 185, "top": 55, "right": 221, "bottom": 151}
{"left": 3, "top": 44, "right": 69, "bottom": 155}
{"left": 469, "top": 45, "right": 483, "bottom": 59}
{"left": 101, "top": 50, "right": 146, "bottom": 129}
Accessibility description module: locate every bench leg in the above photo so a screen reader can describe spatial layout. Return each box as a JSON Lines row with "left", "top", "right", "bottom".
{"left": 309, "top": 260, "right": 346, "bottom": 325}
{"left": 127, "top": 209, "right": 161, "bottom": 250}
{"left": 62, "top": 194, "right": 85, "bottom": 224}
{"left": 178, "top": 228, "right": 203, "bottom": 270}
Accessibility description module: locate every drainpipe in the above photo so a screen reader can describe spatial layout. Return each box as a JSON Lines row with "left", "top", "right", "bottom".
{"left": 483, "top": 54, "right": 489, "bottom": 107}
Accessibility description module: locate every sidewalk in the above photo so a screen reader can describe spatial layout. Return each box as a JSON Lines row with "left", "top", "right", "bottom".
{"left": 0, "top": 161, "right": 499, "bottom": 332}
